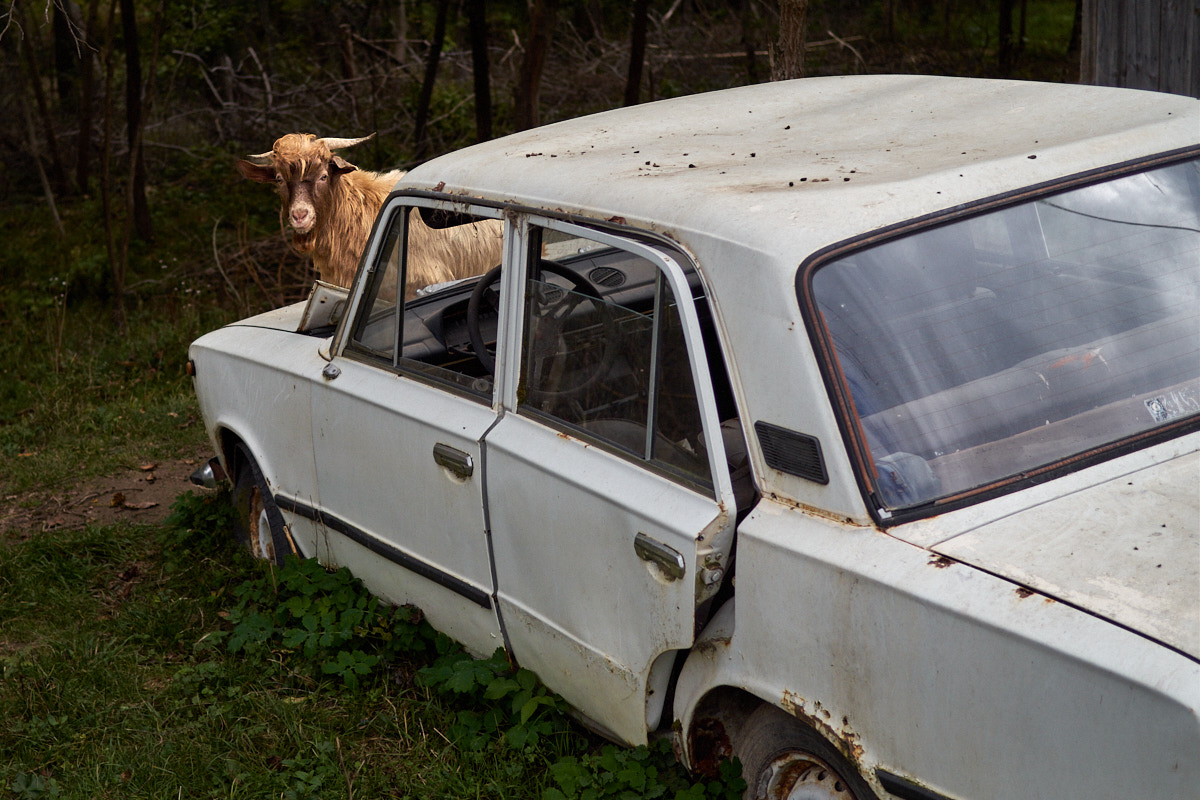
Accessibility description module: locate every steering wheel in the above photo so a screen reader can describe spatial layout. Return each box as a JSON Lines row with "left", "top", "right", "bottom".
{"left": 467, "top": 260, "right": 621, "bottom": 400}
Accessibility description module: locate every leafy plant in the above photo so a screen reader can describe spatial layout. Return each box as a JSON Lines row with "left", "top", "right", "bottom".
{"left": 220, "top": 556, "right": 436, "bottom": 688}
{"left": 419, "top": 647, "right": 569, "bottom": 751}
{"left": 8, "top": 773, "right": 61, "bottom": 800}
{"left": 544, "top": 740, "right": 745, "bottom": 800}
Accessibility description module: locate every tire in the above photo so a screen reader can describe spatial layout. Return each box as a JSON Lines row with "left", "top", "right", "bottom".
{"left": 735, "top": 704, "right": 878, "bottom": 800}
{"left": 231, "top": 444, "right": 294, "bottom": 566}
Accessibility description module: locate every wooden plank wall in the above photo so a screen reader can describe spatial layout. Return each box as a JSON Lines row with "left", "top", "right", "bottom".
{"left": 1080, "top": 0, "right": 1199, "bottom": 98}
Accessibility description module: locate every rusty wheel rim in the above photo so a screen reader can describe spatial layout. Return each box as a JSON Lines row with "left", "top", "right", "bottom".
{"left": 246, "top": 487, "right": 276, "bottom": 562}
{"left": 760, "top": 752, "right": 857, "bottom": 800}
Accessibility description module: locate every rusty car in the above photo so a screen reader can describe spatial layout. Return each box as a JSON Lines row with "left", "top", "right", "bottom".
{"left": 189, "top": 75, "right": 1200, "bottom": 799}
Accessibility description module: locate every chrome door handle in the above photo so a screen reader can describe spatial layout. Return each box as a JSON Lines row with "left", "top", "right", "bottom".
{"left": 433, "top": 443, "right": 474, "bottom": 479}
{"left": 634, "top": 532, "right": 686, "bottom": 581}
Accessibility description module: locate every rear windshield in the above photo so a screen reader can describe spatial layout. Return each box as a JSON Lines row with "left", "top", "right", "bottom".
{"left": 811, "top": 157, "right": 1200, "bottom": 511}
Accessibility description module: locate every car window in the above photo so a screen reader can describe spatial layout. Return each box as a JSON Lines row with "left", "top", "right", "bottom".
{"left": 811, "top": 157, "right": 1200, "bottom": 510}
{"left": 347, "top": 206, "right": 499, "bottom": 399}
{"left": 517, "top": 227, "right": 714, "bottom": 492}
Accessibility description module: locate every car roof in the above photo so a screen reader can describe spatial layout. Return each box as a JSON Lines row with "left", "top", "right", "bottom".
{"left": 400, "top": 75, "right": 1199, "bottom": 265}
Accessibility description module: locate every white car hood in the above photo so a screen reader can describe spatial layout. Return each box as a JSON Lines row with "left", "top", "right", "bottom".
{"left": 227, "top": 302, "right": 308, "bottom": 332}
{"left": 930, "top": 451, "right": 1199, "bottom": 659}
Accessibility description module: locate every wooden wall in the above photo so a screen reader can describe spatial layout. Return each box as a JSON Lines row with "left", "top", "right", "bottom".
{"left": 1080, "top": 0, "right": 1199, "bottom": 98}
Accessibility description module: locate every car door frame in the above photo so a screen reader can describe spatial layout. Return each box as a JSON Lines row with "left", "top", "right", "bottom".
{"left": 483, "top": 213, "right": 739, "bottom": 744}
{"left": 304, "top": 196, "right": 511, "bottom": 658}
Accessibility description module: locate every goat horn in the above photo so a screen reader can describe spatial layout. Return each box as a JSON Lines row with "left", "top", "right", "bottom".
{"left": 318, "top": 134, "right": 375, "bottom": 151}
{"left": 244, "top": 151, "right": 275, "bottom": 165}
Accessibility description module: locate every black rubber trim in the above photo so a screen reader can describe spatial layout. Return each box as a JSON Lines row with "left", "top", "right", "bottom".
{"left": 876, "top": 770, "right": 957, "bottom": 800}
{"left": 276, "top": 495, "right": 493, "bottom": 610}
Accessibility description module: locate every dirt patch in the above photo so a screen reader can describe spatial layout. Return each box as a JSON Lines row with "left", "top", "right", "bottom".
{"left": 1, "top": 447, "right": 216, "bottom": 538}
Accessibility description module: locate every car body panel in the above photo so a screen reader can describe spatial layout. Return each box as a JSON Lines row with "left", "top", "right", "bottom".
{"left": 190, "top": 312, "right": 320, "bottom": 533}
{"left": 486, "top": 416, "right": 728, "bottom": 743}
{"left": 931, "top": 440, "right": 1200, "bottom": 659}
{"left": 307, "top": 356, "right": 505, "bottom": 654}
{"left": 675, "top": 484, "right": 1200, "bottom": 799}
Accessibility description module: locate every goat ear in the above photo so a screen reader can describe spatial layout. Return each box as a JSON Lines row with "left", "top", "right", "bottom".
{"left": 237, "top": 160, "right": 277, "bottom": 183}
{"left": 330, "top": 155, "right": 358, "bottom": 175}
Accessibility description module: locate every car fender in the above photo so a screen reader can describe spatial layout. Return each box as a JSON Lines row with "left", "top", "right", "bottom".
{"left": 673, "top": 501, "right": 1200, "bottom": 800}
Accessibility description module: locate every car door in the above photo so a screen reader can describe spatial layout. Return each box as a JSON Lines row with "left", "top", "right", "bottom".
{"left": 306, "top": 203, "right": 506, "bottom": 657}
{"left": 483, "top": 219, "right": 739, "bottom": 745}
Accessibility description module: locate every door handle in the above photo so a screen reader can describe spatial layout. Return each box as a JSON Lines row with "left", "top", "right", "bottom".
{"left": 433, "top": 443, "right": 474, "bottom": 479}
{"left": 634, "top": 532, "right": 686, "bottom": 581}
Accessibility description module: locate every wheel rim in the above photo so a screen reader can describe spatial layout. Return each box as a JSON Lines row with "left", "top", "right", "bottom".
{"left": 247, "top": 487, "right": 276, "bottom": 562}
{"left": 760, "top": 752, "right": 858, "bottom": 800}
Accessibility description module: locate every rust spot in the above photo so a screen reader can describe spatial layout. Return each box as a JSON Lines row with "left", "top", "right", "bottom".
{"left": 433, "top": 181, "right": 445, "bottom": 192}
{"left": 1049, "top": 350, "right": 1102, "bottom": 369}
{"left": 607, "top": 215, "right": 627, "bottom": 225}
{"left": 1015, "top": 586, "right": 1035, "bottom": 599}
{"left": 688, "top": 716, "right": 733, "bottom": 779}
{"left": 782, "top": 691, "right": 864, "bottom": 761}
{"left": 928, "top": 554, "right": 955, "bottom": 569}
{"left": 693, "top": 636, "right": 732, "bottom": 657}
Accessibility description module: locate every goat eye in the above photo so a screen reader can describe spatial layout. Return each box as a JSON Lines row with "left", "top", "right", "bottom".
{"left": 319, "top": 174, "right": 328, "bottom": 182}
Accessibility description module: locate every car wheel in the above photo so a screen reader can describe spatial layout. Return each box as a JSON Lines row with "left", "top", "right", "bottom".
{"left": 735, "top": 704, "right": 877, "bottom": 800}
{"left": 231, "top": 444, "right": 293, "bottom": 566}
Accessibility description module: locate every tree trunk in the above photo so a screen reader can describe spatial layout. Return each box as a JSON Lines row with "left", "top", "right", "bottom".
{"left": 514, "top": 0, "right": 558, "bottom": 131}
{"left": 77, "top": 0, "right": 101, "bottom": 193}
{"left": 998, "top": 0, "right": 1016, "bottom": 75}
{"left": 16, "top": 2, "right": 70, "bottom": 194}
{"left": 740, "top": 0, "right": 761, "bottom": 84}
{"left": 773, "top": 0, "right": 808, "bottom": 81}
{"left": 624, "top": 0, "right": 650, "bottom": 106}
{"left": 1068, "top": 0, "right": 1083, "bottom": 60}
{"left": 120, "top": 0, "right": 153, "bottom": 241}
{"left": 413, "top": 0, "right": 449, "bottom": 160}
{"left": 100, "top": 0, "right": 127, "bottom": 332}
{"left": 467, "top": 0, "right": 492, "bottom": 142}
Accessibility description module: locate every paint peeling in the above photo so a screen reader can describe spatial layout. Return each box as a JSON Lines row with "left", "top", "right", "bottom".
{"left": 781, "top": 690, "right": 865, "bottom": 761}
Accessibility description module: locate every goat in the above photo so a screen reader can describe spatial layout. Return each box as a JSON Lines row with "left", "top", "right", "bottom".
{"left": 237, "top": 133, "right": 502, "bottom": 291}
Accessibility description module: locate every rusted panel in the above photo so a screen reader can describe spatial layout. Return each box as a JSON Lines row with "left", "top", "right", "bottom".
{"left": 781, "top": 690, "right": 864, "bottom": 761}
{"left": 687, "top": 716, "right": 734, "bottom": 779}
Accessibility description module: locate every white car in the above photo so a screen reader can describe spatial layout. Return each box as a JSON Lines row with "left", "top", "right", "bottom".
{"left": 189, "top": 75, "right": 1200, "bottom": 800}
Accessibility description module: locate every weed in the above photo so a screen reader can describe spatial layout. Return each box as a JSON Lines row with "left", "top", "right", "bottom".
{"left": 545, "top": 740, "right": 745, "bottom": 800}
{"left": 419, "top": 647, "right": 569, "bottom": 751}
{"left": 8, "top": 773, "right": 61, "bottom": 799}
{"left": 220, "top": 556, "right": 438, "bottom": 689}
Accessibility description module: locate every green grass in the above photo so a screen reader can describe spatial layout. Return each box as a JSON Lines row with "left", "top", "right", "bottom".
{"left": 0, "top": 493, "right": 744, "bottom": 800}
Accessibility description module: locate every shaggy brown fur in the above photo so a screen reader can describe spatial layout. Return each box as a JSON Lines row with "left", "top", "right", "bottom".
{"left": 237, "top": 133, "right": 501, "bottom": 290}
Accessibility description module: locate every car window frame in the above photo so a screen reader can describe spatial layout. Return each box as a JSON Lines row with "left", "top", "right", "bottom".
{"left": 335, "top": 197, "right": 507, "bottom": 405}
{"left": 499, "top": 214, "right": 736, "bottom": 507}
{"left": 796, "top": 148, "right": 1200, "bottom": 525}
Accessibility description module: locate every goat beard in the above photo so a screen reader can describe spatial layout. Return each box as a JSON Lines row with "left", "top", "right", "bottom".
{"left": 290, "top": 230, "right": 316, "bottom": 254}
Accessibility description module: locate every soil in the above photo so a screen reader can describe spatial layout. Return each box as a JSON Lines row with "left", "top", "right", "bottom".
{"left": 0, "top": 446, "right": 215, "bottom": 538}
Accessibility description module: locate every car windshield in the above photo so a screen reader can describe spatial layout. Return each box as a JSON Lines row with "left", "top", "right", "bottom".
{"left": 812, "top": 157, "right": 1200, "bottom": 510}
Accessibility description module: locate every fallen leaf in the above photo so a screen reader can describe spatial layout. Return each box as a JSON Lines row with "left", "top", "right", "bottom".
{"left": 123, "top": 501, "right": 158, "bottom": 510}
{"left": 139, "top": 463, "right": 158, "bottom": 471}
{"left": 110, "top": 492, "right": 126, "bottom": 507}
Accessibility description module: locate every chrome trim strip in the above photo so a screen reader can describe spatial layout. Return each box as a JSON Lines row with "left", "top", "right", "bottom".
{"left": 276, "top": 495, "right": 493, "bottom": 610}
